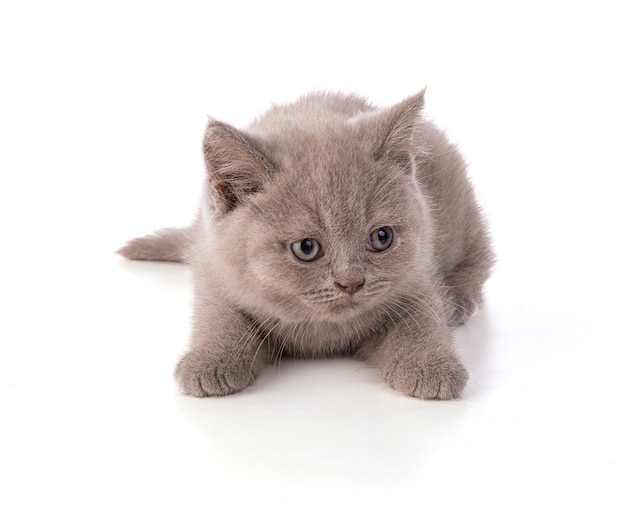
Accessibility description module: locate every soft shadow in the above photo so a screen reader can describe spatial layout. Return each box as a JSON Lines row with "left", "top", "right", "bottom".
{"left": 117, "top": 257, "right": 190, "bottom": 290}
{"left": 454, "top": 303, "right": 496, "bottom": 399}
{"left": 174, "top": 358, "right": 469, "bottom": 489}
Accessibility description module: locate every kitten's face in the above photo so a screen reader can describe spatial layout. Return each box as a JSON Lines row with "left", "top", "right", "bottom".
{"left": 202, "top": 92, "right": 431, "bottom": 324}
{"left": 228, "top": 137, "right": 429, "bottom": 323}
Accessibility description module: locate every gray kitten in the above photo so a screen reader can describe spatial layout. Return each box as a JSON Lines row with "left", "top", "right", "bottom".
{"left": 119, "top": 91, "right": 494, "bottom": 399}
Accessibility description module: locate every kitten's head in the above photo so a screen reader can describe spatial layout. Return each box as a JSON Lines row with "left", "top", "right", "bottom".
{"left": 199, "top": 92, "right": 434, "bottom": 324}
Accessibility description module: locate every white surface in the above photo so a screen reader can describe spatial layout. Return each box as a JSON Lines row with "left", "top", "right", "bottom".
{"left": 1, "top": 2, "right": 624, "bottom": 531}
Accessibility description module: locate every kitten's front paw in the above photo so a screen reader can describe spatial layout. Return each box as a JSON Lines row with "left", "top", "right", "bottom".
{"left": 174, "top": 350, "right": 264, "bottom": 397}
{"left": 382, "top": 351, "right": 469, "bottom": 400}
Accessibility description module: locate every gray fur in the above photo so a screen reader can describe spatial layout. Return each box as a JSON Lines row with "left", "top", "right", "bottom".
{"left": 118, "top": 91, "right": 494, "bottom": 399}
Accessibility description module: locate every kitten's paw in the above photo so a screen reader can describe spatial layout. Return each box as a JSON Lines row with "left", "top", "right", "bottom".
{"left": 382, "top": 352, "right": 469, "bottom": 400}
{"left": 174, "top": 350, "right": 263, "bottom": 397}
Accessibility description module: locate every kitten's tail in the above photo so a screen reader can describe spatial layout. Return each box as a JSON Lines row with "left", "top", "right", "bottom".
{"left": 117, "top": 227, "right": 190, "bottom": 262}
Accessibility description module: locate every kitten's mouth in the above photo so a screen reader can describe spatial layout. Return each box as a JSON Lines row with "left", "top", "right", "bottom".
{"left": 298, "top": 283, "right": 389, "bottom": 320}
{"left": 332, "top": 299, "right": 357, "bottom": 310}
{"left": 327, "top": 294, "right": 367, "bottom": 315}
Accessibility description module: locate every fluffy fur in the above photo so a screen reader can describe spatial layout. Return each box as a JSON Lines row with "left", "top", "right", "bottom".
{"left": 119, "top": 91, "right": 494, "bottom": 399}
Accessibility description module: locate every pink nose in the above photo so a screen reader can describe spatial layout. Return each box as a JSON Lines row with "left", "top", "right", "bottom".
{"left": 335, "top": 280, "right": 364, "bottom": 295}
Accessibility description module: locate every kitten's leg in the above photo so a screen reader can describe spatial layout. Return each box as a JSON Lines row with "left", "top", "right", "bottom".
{"left": 174, "top": 299, "right": 269, "bottom": 397}
{"left": 363, "top": 289, "right": 468, "bottom": 399}
{"left": 443, "top": 261, "right": 484, "bottom": 326}
{"left": 443, "top": 245, "right": 494, "bottom": 327}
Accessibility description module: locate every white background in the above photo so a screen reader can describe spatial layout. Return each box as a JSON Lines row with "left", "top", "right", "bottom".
{"left": 1, "top": 1, "right": 625, "bottom": 530}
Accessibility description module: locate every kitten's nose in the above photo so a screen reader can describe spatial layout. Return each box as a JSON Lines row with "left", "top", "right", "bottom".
{"left": 335, "top": 279, "right": 364, "bottom": 296}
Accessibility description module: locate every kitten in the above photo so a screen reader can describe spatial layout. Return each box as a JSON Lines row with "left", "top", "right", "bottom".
{"left": 118, "top": 90, "right": 494, "bottom": 400}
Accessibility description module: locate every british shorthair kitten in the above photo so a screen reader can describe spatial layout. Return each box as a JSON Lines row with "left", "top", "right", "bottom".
{"left": 119, "top": 90, "right": 494, "bottom": 399}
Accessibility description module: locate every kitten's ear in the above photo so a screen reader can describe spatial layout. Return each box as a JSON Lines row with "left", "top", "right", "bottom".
{"left": 203, "top": 120, "right": 275, "bottom": 213}
{"left": 371, "top": 89, "right": 427, "bottom": 166}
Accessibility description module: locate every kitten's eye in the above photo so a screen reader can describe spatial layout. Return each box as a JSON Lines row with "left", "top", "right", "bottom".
{"left": 368, "top": 227, "right": 394, "bottom": 252}
{"left": 290, "top": 238, "right": 322, "bottom": 262}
